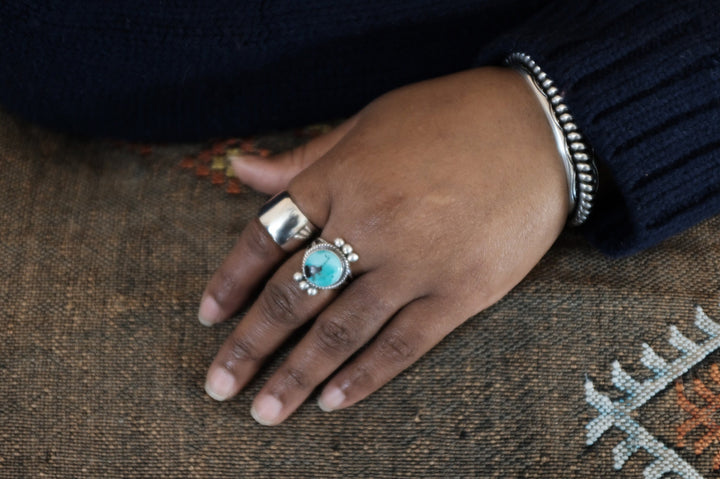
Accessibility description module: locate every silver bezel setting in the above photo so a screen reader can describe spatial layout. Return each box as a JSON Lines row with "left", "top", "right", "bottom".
{"left": 293, "top": 238, "right": 358, "bottom": 295}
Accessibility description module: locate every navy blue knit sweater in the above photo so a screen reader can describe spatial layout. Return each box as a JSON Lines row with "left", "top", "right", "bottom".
{"left": 1, "top": 0, "right": 719, "bottom": 256}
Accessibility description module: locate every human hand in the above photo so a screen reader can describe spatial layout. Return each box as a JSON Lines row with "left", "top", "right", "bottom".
{"left": 199, "top": 67, "right": 570, "bottom": 425}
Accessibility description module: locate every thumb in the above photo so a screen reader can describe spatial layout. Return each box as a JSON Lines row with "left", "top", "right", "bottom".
{"left": 230, "top": 116, "right": 357, "bottom": 194}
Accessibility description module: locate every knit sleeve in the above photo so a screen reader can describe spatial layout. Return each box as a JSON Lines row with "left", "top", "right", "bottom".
{"left": 477, "top": 0, "right": 720, "bottom": 256}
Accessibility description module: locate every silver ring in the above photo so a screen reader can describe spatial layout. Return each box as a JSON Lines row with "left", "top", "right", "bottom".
{"left": 292, "top": 238, "right": 359, "bottom": 296}
{"left": 258, "top": 192, "right": 318, "bottom": 251}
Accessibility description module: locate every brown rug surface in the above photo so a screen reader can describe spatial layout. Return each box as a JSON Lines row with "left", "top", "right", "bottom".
{"left": 1, "top": 108, "right": 720, "bottom": 478}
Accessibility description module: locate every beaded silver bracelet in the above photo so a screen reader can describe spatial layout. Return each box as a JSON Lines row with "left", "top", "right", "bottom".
{"left": 505, "top": 52, "right": 598, "bottom": 226}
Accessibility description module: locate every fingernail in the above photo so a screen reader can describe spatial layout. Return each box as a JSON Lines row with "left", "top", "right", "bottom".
{"left": 251, "top": 394, "right": 283, "bottom": 426}
{"left": 198, "top": 295, "right": 221, "bottom": 326}
{"left": 318, "top": 386, "right": 345, "bottom": 412}
{"left": 205, "top": 368, "right": 236, "bottom": 401}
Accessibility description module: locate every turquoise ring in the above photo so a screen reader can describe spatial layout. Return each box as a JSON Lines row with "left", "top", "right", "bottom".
{"left": 293, "top": 238, "right": 359, "bottom": 296}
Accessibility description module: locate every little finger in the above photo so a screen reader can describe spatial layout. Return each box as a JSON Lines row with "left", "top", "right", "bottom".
{"left": 317, "top": 297, "right": 459, "bottom": 412}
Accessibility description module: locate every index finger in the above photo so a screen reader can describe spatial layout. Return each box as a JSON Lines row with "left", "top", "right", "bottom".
{"left": 198, "top": 185, "right": 329, "bottom": 325}
{"left": 198, "top": 218, "right": 287, "bottom": 325}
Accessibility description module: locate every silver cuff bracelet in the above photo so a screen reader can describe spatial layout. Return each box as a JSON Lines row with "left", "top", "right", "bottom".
{"left": 505, "top": 52, "right": 598, "bottom": 226}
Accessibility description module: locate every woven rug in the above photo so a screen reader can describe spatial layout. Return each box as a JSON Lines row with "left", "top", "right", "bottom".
{"left": 1, "top": 107, "right": 719, "bottom": 478}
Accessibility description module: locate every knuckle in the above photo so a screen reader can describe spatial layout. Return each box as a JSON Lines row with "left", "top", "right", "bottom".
{"left": 316, "top": 319, "right": 355, "bottom": 353}
{"left": 345, "top": 364, "right": 376, "bottom": 392}
{"left": 351, "top": 281, "right": 393, "bottom": 318}
{"left": 244, "top": 219, "right": 278, "bottom": 259}
{"left": 377, "top": 331, "right": 417, "bottom": 364}
{"left": 228, "top": 336, "right": 262, "bottom": 363}
{"left": 281, "top": 366, "right": 310, "bottom": 391}
{"left": 209, "top": 268, "right": 239, "bottom": 310}
{"left": 258, "top": 281, "right": 303, "bottom": 327}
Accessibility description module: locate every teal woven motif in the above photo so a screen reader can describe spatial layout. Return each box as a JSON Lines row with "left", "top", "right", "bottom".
{"left": 586, "top": 305, "right": 720, "bottom": 478}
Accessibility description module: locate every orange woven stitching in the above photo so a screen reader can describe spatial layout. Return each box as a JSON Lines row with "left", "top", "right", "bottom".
{"left": 676, "top": 364, "right": 720, "bottom": 470}
{"left": 181, "top": 138, "right": 249, "bottom": 194}
{"left": 178, "top": 124, "right": 333, "bottom": 195}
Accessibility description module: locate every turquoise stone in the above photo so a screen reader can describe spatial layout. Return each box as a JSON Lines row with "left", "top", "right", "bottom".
{"left": 304, "top": 248, "right": 344, "bottom": 288}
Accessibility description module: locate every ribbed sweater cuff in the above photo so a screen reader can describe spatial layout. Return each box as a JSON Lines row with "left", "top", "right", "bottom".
{"left": 477, "top": 0, "right": 720, "bottom": 256}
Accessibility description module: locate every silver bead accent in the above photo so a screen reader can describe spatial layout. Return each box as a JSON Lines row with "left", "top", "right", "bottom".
{"left": 341, "top": 244, "right": 353, "bottom": 255}
{"left": 333, "top": 238, "right": 345, "bottom": 247}
{"left": 563, "top": 122, "right": 578, "bottom": 132}
{"left": 307, "top": 288, "right": 318, "bottom": 296}
{"left": 542, "top": 79, "right": 553, "bottom": 89}
{"left": 574, "top": 152, "right": 590, "bottom": 161}
{"left": 567, "top": 131, "right": 582, "bottom": 142}
{"left": 298, "top": 280, "right": 309, "bottom": 291}
{"left": 347, "top": 253, "right": 359, "bottom": 263}
{"left": 555, "top": 104, "right": 569, "bottom": 114}
{"left": 570, "top": 143, "right": 586, "bottom": 153}
{"left": 559, "top": 113, "right": 573, "bottom": 123}
{"left": 293, "top": 272, "right": 304, "bottom": 282}
{"left": 575, "top": 162, "right": 592, "bottom": 172}
{"left": 578, "top": 173, "right": 594, "bottom": 183}
{"left": 546, "top": 86, "right": 558, "bottom": 97}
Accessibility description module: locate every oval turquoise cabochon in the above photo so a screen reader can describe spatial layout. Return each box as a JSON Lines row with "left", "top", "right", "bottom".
{"left": 304, "top": 248, "right": 345, "bottom": 288}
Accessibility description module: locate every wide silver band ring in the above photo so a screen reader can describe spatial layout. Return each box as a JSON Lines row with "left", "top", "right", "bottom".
{"left": 258, "top": 192, "right": 318, "bottom": 251}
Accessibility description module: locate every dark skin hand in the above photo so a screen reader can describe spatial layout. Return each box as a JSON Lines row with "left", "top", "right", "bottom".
{"left": 198, "top": 67, "right": 569, "bottom": 425}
